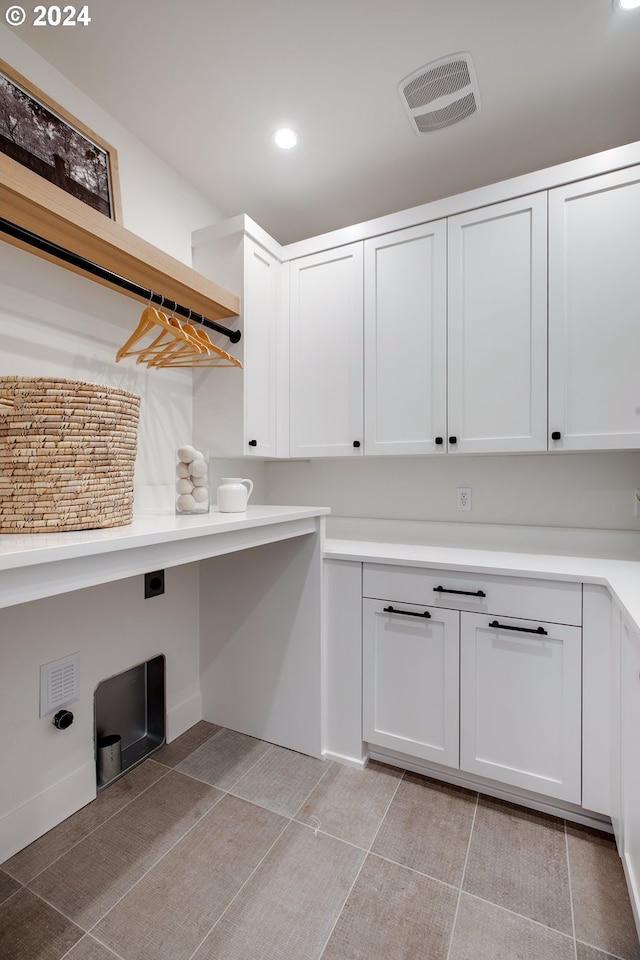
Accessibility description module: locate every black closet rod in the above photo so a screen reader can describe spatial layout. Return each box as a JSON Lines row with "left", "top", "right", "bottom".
{"left": 0, "top": 218, "right": 242, "bottom": 344}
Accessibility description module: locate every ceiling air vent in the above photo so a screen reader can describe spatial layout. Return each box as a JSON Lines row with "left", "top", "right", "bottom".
{"left": 399, "top": 53, "right": 480, "bottom": 134}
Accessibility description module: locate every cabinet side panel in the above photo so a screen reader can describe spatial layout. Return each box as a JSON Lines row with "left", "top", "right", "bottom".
{"left": 323, "top": 559, "right": 365, "bottom": 764}
{"left": 582, "top": 583, "right": 612, "bottom": 816}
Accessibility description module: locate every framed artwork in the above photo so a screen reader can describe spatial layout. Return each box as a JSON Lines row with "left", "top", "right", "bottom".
{"left": 0, "top": 58, "right": 122, "bottom": 222}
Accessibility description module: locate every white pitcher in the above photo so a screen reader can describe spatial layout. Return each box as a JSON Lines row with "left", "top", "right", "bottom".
{"left": 216, "top": 477, "right": 254, "bottom": 513}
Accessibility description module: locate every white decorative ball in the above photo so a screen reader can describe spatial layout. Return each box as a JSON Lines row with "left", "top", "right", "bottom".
{"left": 176, "top": 461, "right": 190, "bottom": 479}
{"left": 189, "top": 458, "right": 207, "bottom": 478}
{"left": 176, "top": 493, "right": 196, "bottom": 512}
{"left": 192, "top": 486, "right": 209, "bottom": 503}
{"left": 176, "top": 478, "right": 194, "bottom": 495}
{"left": 177, "top": 444, "right": 197, "bottom": 463}
{"left": 192, "top": 474, "right": 207, "bottom": 487}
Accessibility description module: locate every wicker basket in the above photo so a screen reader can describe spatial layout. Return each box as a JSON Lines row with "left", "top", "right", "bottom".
{"left": 0, "top": 377, "right": 140, "bottom": 532}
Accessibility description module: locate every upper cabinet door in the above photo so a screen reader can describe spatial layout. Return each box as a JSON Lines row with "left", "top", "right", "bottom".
{"left": 364, "top": 222, "right": 447, "bottom": 455}
{"left": 289, "top": 243, "right": 364, "bottom": 457}
{"left": 447, "top": 194, "right": 548, "bottom": 454}
{"left": 243, "top": 238, "right": 280, "bottom": 458}
{"left": 549, "top": 167, "right": 640, "bottom": 451}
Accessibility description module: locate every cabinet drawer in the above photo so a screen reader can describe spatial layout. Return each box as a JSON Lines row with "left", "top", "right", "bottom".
{"left": 362, "top": 563, "right": 582, "bottom": 626}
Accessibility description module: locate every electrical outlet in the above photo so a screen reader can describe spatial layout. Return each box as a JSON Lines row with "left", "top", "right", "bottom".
{"left": 635, "top": 489, "right": 640, "bottom": 518}
{"left": 144, "top": 570, "right": 165, "bottom": 599}
{"left": 457, "top": 487, "right": 472, "bottom": 511}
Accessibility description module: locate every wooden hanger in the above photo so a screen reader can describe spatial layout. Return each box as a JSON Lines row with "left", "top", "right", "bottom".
{"left": 116, "top": 305, "right": 241, "bottom": 369}
{"left": 116, "top": 307, "right": 205, "bottom": 366}
{"left": 140, "top": 317, "right": 207, "bottom": 366}
{"left": 153, "top": 325, "right": 242, "bottom": 368}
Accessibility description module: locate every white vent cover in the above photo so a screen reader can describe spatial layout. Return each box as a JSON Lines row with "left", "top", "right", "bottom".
{"left": 399, "top": 53, "right": 480, "bottom": 134}
{"left": 40, "top": 653, "right": 80, "bottom": 717}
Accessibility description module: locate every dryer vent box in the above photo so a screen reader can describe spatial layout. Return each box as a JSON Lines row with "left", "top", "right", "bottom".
{"left": 399, "top": 53, "right": 480, "bottom": 133}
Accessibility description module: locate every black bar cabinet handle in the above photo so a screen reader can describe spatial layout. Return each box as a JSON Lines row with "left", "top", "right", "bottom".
{"left": 488, "top": 619, "right": 548, "bottom": 636}
{"left": 433, "top": 586, "right": 486, "bottom": 598}
{"left": 383, "top": 605, "right": 431, "bottom": 619}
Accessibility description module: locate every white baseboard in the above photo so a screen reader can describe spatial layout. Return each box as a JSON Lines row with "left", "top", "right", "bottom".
{"left": 0, "top": 761, "right": 96, "bottom": 864}
{"left": 322, "top": 749, "right": 368, "bottom": 769}
{"left": 166, "top": 690, "right": 202, "bottom": 743}
{"left": 367, "top": 746, "right": 613, "bottom": 833}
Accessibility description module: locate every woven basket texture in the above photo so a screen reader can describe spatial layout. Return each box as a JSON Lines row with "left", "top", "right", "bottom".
{"left": 0, "top": 377, "right": 140, "bottom": 532}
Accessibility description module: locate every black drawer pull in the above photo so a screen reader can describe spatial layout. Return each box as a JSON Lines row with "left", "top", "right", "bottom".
{"left": 433, "top": 586, "right": 486, "bottom": 598}
{"left": 353, "top": 440, "right": 361, "bottom": 448}
{"left": 248, "top": 440, "right": 258, "bottom": 447}
{"left": 449, "top": 436, "right": 457, "bottom": 444}
{"left": 551, "top": 431, "right": 561, "bottom": 441}
{"left": 488, "top": 620, "right": 548, "bottom": 636}
{"left": 435, "top": 436, "right": 444, "bottom": 445}
{"left": 383, "top": 605, "right": 431, "bottom": 619}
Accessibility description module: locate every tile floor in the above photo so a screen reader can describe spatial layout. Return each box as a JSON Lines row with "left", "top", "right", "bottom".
{"left": 1, "top": 721, "right": 639, "bottom": 960}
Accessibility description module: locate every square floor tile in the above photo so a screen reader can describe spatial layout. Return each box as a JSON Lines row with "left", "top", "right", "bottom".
{"left": 0, "top": 887, "right": 84, "bottom": 960}
{"left": 321, "top": 853, "right": 458, "bottom": 960}
{"left": 2, "top": 759, "right": 167, "bottom": 884}
{"left": 0, "top": 868, "right": 21, "bottom": 905}
{"left": 296, "top": 761, "right": 403, "bottom": 850}
{"left": 193, "top": 820, "right": 366, "bottom": 960}
{"left": 29, "top": 770, "right": 221, "bottom": 929}
{"left": 230, "top": 744, "right": 330, "bottom": 817}
{"left": 94, "top": 794, "right": 287, "bottom": 960}
{"left": 152, "top": 720, "right": 221, "bottom": 768}
{"left": 568, "top": 823, "right": 640, "bottom": 960}
{"left": 371, "top": 773, "right": 476, "bottom": 886}
{"left": 463, "top": 797, "right": 573, "bottom": 935}
{"left": 448, "top": 894, "right": 575, "bottom": 960}
{"left": 176, "top": 728, "right": 272, "bottom": 790}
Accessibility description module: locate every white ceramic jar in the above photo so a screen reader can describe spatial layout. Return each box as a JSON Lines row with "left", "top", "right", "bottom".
{"left": 216, "top": 477, "right": 253, "bottom": 513}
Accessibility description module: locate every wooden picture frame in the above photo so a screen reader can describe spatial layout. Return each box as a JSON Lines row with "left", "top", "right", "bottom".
{"left": 0, "top": 58, "right": 122, "bottom": 222}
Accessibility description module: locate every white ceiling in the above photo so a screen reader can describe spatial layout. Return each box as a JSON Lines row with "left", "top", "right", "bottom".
{"left": 17, "top": 0, "right": 640, "bottom": 244}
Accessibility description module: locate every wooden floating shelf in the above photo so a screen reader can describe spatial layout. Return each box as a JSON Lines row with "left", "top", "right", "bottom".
{"left": 0, "top": 154, "right": 240, "bottom": 324}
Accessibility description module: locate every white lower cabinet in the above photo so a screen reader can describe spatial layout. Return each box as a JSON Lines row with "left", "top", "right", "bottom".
{"left": 361, "top": 564, "right": 583, "bottom": 806}
{"left": 363, "top": 599, "right": 459, "bottom": 767}
{"left": 459, "top": 613, "right": 582, "bottom": 803}
{"left": 621, "top": 617, "right": 640, "bottom": 931}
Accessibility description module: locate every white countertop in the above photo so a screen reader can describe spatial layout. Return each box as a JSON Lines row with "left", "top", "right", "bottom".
{"left": 323, "top": 518, "right": 640, "bottom": 634}
{"left": 0, "top": 505, "right": 329, "bottom": 609}
{"left": 0, "top": 505, "right": 329, "bottom": 571}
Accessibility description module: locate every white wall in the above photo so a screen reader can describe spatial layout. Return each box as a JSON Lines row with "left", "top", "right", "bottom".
{"left": 0, "top": 26, "right": 225, "bottom": 261}
{"left": 0, "top": 564, "right": 201, "bottom": 862}
{"left": 0, "top": 29, "right": 228, "bottom": 488}
{"left": 264, "top": 452, "right": 640, "bottom": 532}
{"left": 0, "top": 32, "right": 227, "bottom": 858}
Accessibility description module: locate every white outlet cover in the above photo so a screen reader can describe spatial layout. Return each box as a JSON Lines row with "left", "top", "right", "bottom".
{"left": 457, "top": 487, "right": 472, "bottom": 511}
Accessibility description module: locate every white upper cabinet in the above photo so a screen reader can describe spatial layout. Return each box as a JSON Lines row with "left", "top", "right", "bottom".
{"left": 243, "top": 239, "right": 282, "bottom": 457}
{"left": 447, "top": 194, "right": 548, "bottom": 454}
{"left": 364, "top": 222, "right": 447, "bottom": 455}
{"left": 192, "top": 226, "right": 285, "bottom": 458}
{"left": 549, "top": 166, "right": 640, "bottom": 450}
{"left": 289, "top": 243, "right": 364, "bottom": 457}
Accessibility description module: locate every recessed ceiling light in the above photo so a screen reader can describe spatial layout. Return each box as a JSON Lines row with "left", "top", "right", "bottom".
{"left": 614, "top": 0, "right": 640, "bottom": 9}
{"left": 273, "top": 128, "right": 298, "bottom": 149}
